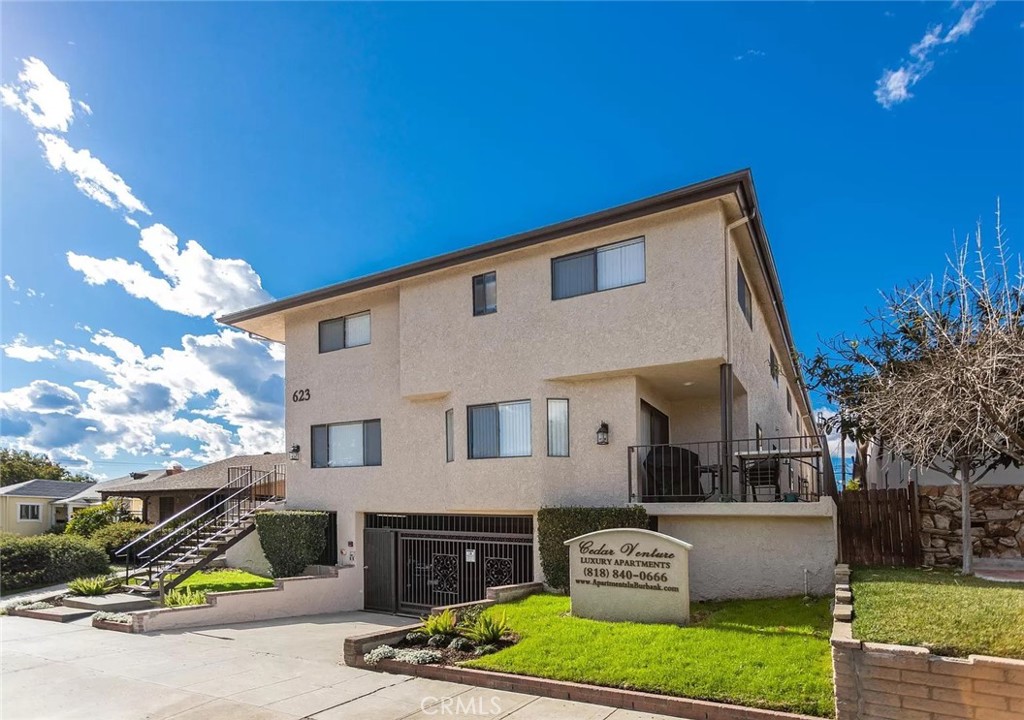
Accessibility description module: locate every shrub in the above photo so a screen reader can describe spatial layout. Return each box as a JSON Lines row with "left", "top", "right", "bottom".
{"left": 67, "top": 575, "right": 119, "bottom": 596}
{"left": 537, "top": 505, "right": 649, "bottom": 591}
{"left": 448, "top": 636, "right": 474, "bottom": 652}
{"left": 14, "top": 601, "right": 51, "bottom": 611}
{"left": 164, "top": 587, "right": 207, "bottom": 607}
{"left": 464, "top": 611, "right": 511, "bottom": 645}
{"left": 93, "top": 611, "right": 132, "bottom": 624}
{"left": 64, "top": 501, "right": 123, "bottom": 538}
{"left": 473, "top": 644, "right": 498, "bottom": 656}
{"left": 254, "top": 510, "right": 328, "bottom": 578}
{"left": 405, "top": 631, "right": 429, "bottom": 644}
{"left": 421, "top": 607, "right": 459, "bottom": 637}
{"left": 0, "top": 533, "right": 109, "bottom": 591}
{"left": 89, "top": 521, "right": 152, "bottom": 561}
{"left": 394, "top": 649, "right": 441, "bottom": 665}
{"left": 364, "top": 645, "right": 396, "bottom": 665}
{"left": 427, "top": 634, "right": 450, "bottom": 648}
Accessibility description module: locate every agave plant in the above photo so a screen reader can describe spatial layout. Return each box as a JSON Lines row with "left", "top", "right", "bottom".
{"left": 67, "top": 575, "right": 119, "bottom": 596}
{"left": 421, "top": 607, "right": 459, "bottom": 637}
{"left": 464, "top": 611, "right": 511, "bottom": 645}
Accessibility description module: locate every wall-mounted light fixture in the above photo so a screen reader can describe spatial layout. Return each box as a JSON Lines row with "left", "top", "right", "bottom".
{"left": 288, "top": 444, "right": 301, "bottom": 462}
{"left": 596, "top": 422, "right": 609, "bottom": 446}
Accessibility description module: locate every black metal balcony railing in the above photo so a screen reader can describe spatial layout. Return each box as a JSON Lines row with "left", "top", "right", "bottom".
{"left": 628, "top": 435, "right": 836, "bottom": 503}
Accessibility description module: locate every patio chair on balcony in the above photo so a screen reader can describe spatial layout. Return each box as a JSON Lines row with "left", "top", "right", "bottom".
{"left": 743, "top": 458, "right": 781, "bottom": 501}
{"left": 641, "top": 446, "right": 702, "bottom": 501}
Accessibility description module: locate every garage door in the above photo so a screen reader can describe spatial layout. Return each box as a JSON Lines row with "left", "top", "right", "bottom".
{"left": 363, "top": 513, "right": 533, "bottom": 615}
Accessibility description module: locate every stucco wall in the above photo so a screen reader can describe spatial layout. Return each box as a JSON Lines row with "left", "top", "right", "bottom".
{"left": 223, "top": 529, "right": 274, "bottom": 577}
{"left": 135, "top": 567, "right": 362, "bottom": 632}
{"left": 655, "top": 499, "right": 837, "bottom": 601}
{"left": 0, "top": 496, "right": 51, "bottom": 535}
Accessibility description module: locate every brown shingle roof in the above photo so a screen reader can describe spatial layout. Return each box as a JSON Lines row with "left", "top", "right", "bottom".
{"left": 99, "top": 454, "right": 285, "bottom": 495}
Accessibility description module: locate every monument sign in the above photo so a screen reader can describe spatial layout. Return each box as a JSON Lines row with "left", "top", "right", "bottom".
{"left": 563, "top": 528, "right": 692, "bottom": 624}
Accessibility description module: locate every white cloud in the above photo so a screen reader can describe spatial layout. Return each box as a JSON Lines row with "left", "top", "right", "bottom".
{"left": 76, "top": 100, "right": 92, "bottom": 115}
{"left": 38, "top": 133, "right": 150, "bottom": 215}
{"left": 0, "top": 57, "right": 76, "bottom": 132}
{"left": 2, "top": 334, "right": 58, "bottom": 362}
{"left": 733, "top": 49, "right": 765, "bottom": 62}
{"left": 3, "top": 275, "right": 16, "bottom": 290}
{"left": 68, "top": 223, "right": 271, "bottom": 317}
{"left": 2, "top": 328, "right": 284, "bottom": 463}
{"left": 875, "top": 1, "right": 994, "bottom": 109}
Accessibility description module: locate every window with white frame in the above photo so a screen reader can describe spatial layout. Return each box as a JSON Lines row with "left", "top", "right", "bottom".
{"left": 551, "top": 238, "right": 645, "bottom": 300}
{"left": 468, "top": 400, "right": 531, "bottom": 458}
{"left": 737, "top": 261, "right": 753, "bottom": 328}
{"left": 311, "top": 420, "right": 381, "bottom": 467}
{"left": 445, "top": 408, "right": 455, "bottom": 462}
{"left": 18, "top": 503, "right": 41, "bottom": 521}
{"left": 319, "top": 311, "right": 371, "bottom": 353}
{"left": 547, "top": 399, "right": 569, "bottom": 457}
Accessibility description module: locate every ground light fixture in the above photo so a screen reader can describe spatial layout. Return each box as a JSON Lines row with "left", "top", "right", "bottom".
{"left": 596, "top": 422, "right": 609, "bottom": 445}
{"left": 289, "top": 444, "right": 301, "bottom": 462}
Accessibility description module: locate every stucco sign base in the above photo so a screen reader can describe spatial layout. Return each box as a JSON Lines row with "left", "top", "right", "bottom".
{"left": 564, "top": 528, "right": 692, "bottom": 625}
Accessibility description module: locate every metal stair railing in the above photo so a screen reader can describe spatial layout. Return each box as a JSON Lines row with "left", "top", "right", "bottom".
{"left": 115, "top": 466, "right": 285, "bottom": 599}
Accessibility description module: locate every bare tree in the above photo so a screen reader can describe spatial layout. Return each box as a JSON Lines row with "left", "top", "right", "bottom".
{"left": 807, "top": 206, "right": 1023, "bottom": 574}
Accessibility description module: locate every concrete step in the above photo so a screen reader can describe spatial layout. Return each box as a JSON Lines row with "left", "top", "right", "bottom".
{"left": 11, "top": 606, "right": 95, "bottom": 623}
{"left": 63, "top": 594, "right": 155, "bottom": 612}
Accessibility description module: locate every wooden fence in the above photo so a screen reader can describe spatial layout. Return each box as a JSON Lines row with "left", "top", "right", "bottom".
{"left": 837, "top": 484, "right": 922, "bottom": 566}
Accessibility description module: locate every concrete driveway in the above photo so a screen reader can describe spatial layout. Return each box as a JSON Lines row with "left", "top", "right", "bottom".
{"left": 0, "top": 612, "right": 673, "bottom": 720}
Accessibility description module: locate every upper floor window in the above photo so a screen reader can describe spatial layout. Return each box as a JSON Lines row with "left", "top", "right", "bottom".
{"left": 18, "top": 504, "right": 41, "bottom": 521}
{"left": 312, "top": 419, "right": 381, "bottom": 467}
{"left": 769, "top": 346, "right": 780, "bottom": 385}
{"left": 445, "top": 409, "right": 455, "bottom": 462}
{"left": 551, "top": 238, "right": 645, "bottom": 300}
{"left": 755, "top": 423, "right": 764, "bottom": 450}
{"left": 473, "top": 272, "right": 497, "bottom": 316}
{"left": 737, "top": 261, "right": 753, "bottom": 328}
{"left": 468, "top": 400, "right": 531, "bottom": 458}
{"left": 786, "top": 388, "right": 792, "bottom": 415}
{"left": 319, "top": 311, "right": 370, "bottom": 353}
{"left": 547, "top": 399, "right": 569, "bottom": 457}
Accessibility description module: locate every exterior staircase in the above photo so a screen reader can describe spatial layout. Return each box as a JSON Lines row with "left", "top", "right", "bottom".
{"left": 116, "top": 465, "right": 285, "bottom": 599}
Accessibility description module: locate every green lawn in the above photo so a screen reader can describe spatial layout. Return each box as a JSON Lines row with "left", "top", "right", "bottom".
{"left": 851, "top": 567, "right": 1024, "bottom": 659}
{"left": 172, "top": 569, "right": 274, "bottom": 593}
{"left": 129, "top": 569, "right": 274, "bottom": 593}
{"left": 463, "top": 594, "right": 835, "bottom": 717}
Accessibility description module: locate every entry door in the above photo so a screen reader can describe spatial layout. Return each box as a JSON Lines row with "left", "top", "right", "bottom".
{"left": 363, "top": 528, "right": 397, "bottom": 612}
{"left": 158, "top": 497, "right": 175, "bottom": 522}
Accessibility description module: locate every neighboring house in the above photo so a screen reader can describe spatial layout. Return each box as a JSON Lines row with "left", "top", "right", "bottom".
{"left": 98, "top": 454, "right": 286, "bottom": 523}
{"left": 0, "top": 479, "right": 97, "bottom": 535}
{"left": 220, "top": 169, "right": 838, "bottom": 612}
{"left": 860, "top": 438, "right": 1024, "bottom": 489}
{"left": 52, "top": 481, "right": 145, "bottom": 520}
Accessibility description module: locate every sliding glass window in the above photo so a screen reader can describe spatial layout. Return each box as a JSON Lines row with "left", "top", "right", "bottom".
{"left": 468, "top": 400, "right": 531, "bottom": 458}
{"left": 319, "top": 311, "right": 371, "bottom": 353}
{"left": 551, "top": 238, "right": 645, "bottom": 300}
{"left": 311, "top": 420, "right": 381, "bottom": 467}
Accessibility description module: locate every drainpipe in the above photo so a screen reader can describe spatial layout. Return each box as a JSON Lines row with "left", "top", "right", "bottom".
{"left": 720, "top": 212, "right": 750, "bottom": 497}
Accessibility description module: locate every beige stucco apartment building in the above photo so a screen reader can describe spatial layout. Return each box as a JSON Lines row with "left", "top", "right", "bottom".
{"left": 221, "top": 170, "right": 838, "bottom": 613}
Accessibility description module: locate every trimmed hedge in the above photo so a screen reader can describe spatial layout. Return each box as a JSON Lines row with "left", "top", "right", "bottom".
{"left": 0, "top": 533, "right": 110, "bottom": 592}
{"left": 537, "top": 505, "right": 649, "bottom": 591}
{"left": 89, "top": 521, "right": 152, "bottom": 561}
{"left": 255, "top": 510, "right": 328, "bottom": 578}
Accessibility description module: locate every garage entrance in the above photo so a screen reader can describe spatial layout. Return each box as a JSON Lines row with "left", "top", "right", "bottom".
{"left": 363, "top": 513, "right": 534, "bottom": 615}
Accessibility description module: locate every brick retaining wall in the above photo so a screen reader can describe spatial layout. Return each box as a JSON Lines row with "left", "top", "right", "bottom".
{"left": 831, "top": 564, "right": 1024, "bottom": 720}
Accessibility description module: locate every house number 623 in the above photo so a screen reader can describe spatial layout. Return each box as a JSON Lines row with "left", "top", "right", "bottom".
{"left": 291, "top": 389, "right": 311, "bottom": 402}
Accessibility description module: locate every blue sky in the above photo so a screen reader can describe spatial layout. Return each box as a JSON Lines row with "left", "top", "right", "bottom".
{"left": 2, "top": 2, "right": 1022, "bottom": 478}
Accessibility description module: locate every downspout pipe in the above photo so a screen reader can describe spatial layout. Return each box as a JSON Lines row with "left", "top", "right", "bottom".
{"left": 721, "top": 212, "right": 750, "bottom": 497}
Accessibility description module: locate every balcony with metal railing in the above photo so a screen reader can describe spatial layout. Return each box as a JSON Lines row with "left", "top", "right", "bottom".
{"left": 628, "top": 435, "right": 837, "bottom": 504}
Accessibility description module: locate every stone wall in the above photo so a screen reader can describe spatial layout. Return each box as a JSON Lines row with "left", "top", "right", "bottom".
{"left": 831, "top": 565, "right": 1024, "bottom": 720}
{"left": 918, "top": 485, "right": 1024, "bottom": 566}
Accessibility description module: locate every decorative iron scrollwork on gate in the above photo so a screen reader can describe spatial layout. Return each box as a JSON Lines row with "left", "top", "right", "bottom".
{"left": 431, "top": 553, "right": 459, "bottom": 594}
{"left": 484, "top": 557, "right": 513, "bottom": 588}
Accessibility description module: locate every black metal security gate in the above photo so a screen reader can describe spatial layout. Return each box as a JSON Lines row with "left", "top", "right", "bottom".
{"left": 363, "top": 513, "right": 533, "bottom": 615}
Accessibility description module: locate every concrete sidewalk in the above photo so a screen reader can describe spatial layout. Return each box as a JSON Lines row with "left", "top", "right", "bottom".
{"left": 0, "top": 611, "right": 674, "bottom": 720}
